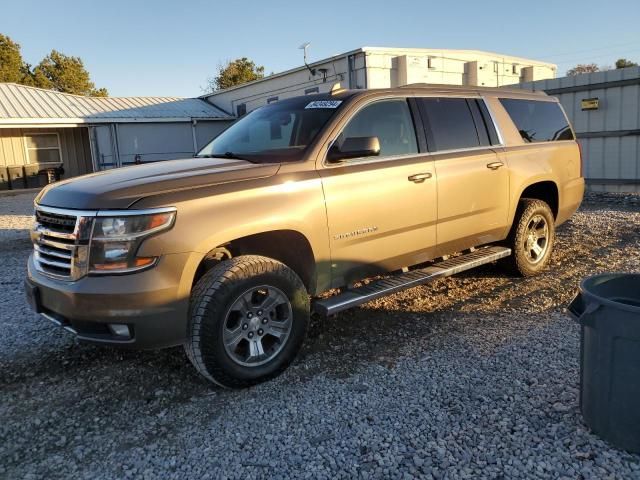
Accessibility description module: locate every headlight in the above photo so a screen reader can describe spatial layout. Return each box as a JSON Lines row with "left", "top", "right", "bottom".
{"left": 89, "top": 210, "right": 176, "bottom": 274}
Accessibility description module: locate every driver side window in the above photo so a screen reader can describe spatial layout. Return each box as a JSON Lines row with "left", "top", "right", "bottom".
{"left": 338, "top": 99, "right": 418, "bottom": 158}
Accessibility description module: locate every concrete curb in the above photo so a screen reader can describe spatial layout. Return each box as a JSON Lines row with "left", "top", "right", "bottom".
{"left": 0, "top": 188, "right": 41, "bottom": 198}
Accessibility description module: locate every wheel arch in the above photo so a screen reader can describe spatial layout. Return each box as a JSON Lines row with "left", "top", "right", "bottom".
{"left": 511, "top": 180, "right": 559, "bottom": 225}
{"left": 192, "top": 229, "right": 317, "bottom": 294}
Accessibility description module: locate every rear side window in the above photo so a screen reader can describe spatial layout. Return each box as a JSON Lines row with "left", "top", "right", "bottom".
{"left": 419, "top": 98, "right": 481, "bottom": 152}
{"left": 500, "top": 99, "right": 574, "bottom": 143}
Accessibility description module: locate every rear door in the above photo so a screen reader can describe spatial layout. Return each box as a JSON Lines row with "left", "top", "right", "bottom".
{"left": 318, "top": 98, "right": 437, "bottom": 287}
{"left": 416, "top": 97, "right": 510, "bottom": 255}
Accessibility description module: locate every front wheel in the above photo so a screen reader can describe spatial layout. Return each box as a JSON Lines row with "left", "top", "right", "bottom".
{"left": 185, "top": 255, "right": 309, "bottom": 388}
{"left": 502, "top": 198, "right": 556, "bottom": 277}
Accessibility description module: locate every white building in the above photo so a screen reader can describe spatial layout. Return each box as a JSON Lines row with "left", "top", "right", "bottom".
{"left": 203, "top": 46, "right": 557, "bottom": 115}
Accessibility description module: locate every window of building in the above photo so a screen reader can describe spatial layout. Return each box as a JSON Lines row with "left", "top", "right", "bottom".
{"left": 499, "top": 98, "right": 574, "bottom": 143}
{"left": 236, "top": 103, "right": 247, "bottom": 117}
{"left": 24, "top": 133, "right": 61, "bottom": 164}
{"left": 419, "top": 98, "right": 481, "bottom": 151}
{"left": 267, "top": 96, "right": 279, "bottom": 104}
{"left": 338, "top": 99, "right": 418, "bottom": 158}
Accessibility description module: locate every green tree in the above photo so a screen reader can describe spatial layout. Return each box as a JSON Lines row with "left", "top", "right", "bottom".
{"left": 615, "top": 58, "right": 638, "bottom": 69}
{"left": 32, "top": 50, "right": 108, "bottom": 96}
{"left": 566, "top": 63, "right": 600, "bottom": 76}
{"left": 207, "top": 57, "right": 265, "bottom": 91}
{"left": 0, "top": 34, "right": 29, "bottom": 83}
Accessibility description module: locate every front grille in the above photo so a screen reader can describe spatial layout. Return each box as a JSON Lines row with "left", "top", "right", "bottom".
{"left": 32, "top": 207, "right": 93, "bottom": 280}
{"left": 35, "top": 210, "right": 77, "bottom": 234}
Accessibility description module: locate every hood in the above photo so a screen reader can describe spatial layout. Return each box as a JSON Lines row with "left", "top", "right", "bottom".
{"left": 36, "top": 157, "right": 280, "bottom": 210}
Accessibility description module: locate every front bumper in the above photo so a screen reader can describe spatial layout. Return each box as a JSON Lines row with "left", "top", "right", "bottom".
{"left": 25, "top": 252, "right": 194, "bottom": 349}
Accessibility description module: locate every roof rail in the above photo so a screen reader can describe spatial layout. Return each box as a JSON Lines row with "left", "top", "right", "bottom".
{"left": 398, "top": 83, "right": 546, "bottom": 96}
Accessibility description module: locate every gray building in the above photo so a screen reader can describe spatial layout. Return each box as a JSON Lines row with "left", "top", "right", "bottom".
{"left": 0, "top": 83, "right": 233, "bottom": 190}
{"left": 514, "top": 66, "right": 640, "bottom": 193}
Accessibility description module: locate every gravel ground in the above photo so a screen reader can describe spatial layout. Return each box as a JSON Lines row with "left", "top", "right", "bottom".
{"left": 1, "top": 191, "right": 639, "bottom": 479}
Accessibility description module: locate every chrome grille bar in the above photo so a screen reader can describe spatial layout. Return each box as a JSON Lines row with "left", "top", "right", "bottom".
{"left": 34, "top": 244, "right": 73, "bottom": 260}
{"left": 38, "top": 237, "right": 75, "bottom": 251}
{"left": 34, "top": 252, "right": 73, "bottom": 270}
{"left": 31, "top": 206, "right": 95, "bottom": 281}
{"left": 34, "top": 225, "right": 76, "bottom": 240}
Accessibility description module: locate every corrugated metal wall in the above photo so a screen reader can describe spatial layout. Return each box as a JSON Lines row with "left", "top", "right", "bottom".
{"left": 516, "top": 66, "right": 640, "bottom": 193}
{"left": 91, "top": 121, "right": 232, "bottom": 169}
{"left": 0, "top": 127, "right": 93, "bottom": 179}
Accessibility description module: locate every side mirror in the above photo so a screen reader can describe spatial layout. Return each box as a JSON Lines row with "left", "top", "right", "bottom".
{"left": 327, "top": 136, "right": 381, "bottom": 162}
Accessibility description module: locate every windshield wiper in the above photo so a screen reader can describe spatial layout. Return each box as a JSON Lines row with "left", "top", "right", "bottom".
{"left": 222, "top": 151, "right": 250, "bottom": 161}
{"left": 196, "top": 152, "right": 257, "bottom": 163}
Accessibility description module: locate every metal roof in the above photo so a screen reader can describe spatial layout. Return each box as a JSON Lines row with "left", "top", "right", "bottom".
{"left": 0, "top": 83, "right": 232, "bottom": 125}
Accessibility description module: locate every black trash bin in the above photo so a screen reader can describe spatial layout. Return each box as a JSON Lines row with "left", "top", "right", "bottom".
{"left": 24, "top": 164, "right": 48, "bottom": 188}
{"left": 0, "top": 167, "right": 9, "bottom": 191}
{"left": 568, "top": 273, "right": 640, "bottom": 453}
{"left": 7, "top": 166, "right": 26, "bottom": 189}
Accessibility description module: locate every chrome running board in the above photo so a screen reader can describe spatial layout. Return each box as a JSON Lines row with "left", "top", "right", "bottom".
{"left": 313, "top": 246, "right": 511, "bottom": 317}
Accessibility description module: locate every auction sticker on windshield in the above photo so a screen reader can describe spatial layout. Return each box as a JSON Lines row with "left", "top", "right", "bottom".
{"left": 305, "top": 100, "right": 342, "bottom": 109}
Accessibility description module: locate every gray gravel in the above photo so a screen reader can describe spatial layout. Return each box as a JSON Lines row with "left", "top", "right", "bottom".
{"left": 1, "top": 191, "right": 640, "bottom": 479}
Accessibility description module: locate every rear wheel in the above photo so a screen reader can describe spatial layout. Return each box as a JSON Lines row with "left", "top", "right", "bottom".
{"left": 502, "top": 198, "right": 555, "bottom": 277}
{"left": 185, "top": 255, "right": 309, "bottom": 388}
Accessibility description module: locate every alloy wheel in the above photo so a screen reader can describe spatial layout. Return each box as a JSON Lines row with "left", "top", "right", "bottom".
{"left": 222, "top": 285, "right": 293, "bottom": 367}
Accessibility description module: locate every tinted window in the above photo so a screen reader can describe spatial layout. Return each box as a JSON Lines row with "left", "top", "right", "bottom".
{"left": 338, "top": 99, "right": 418, "bottom": 157}
{"left": 420, "top": 98, "right": 480, "bottom": 151}
{"left": 500, "top": 99, "right": 574, "bottom": 143}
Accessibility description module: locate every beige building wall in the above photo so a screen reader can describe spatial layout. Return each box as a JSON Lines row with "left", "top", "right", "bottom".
{"left": 0, "top": 127, "right": 93, "bottom": 179}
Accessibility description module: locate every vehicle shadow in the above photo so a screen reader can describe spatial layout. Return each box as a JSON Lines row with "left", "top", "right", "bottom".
{"left": 0, "top": 252, "right": 572, "bottom": 399}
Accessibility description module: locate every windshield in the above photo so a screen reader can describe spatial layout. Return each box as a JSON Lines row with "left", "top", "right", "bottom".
{"left": 197, "top": 96, "right": 344, "bottom": 163}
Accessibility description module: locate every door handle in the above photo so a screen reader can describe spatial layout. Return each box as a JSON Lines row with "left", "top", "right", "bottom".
{"left": 487, "top": 161, "right": 504, "bottom": 170}
{"left": 408, "top": 172, "right": 432, "bottom": 183}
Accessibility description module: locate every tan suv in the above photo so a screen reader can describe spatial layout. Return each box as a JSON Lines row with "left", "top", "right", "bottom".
{"left": 25, "top": 84, "right": 584, "bottom": 387}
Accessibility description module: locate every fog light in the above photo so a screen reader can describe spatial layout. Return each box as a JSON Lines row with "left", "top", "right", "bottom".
{"left": 108, "top": 323, "right": 131, "bottom": 338}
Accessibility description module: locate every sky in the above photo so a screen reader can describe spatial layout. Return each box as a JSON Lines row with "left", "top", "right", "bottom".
{"left": 1, "top": 0, "right": 639, "bottom": 98}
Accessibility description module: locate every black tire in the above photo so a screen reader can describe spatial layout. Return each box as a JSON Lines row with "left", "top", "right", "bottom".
{"left": 502, "top": 198, "right": 556, "bottom": 277}
{"left": 185, "top": 255, "right": 309, "bottom": 388}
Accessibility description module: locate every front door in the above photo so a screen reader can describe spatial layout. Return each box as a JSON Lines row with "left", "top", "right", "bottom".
{"left": 318, "top": 98, "right": 437, "bottom": 287}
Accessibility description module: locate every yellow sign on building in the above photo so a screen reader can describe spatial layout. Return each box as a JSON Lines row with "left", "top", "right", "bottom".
{"left": 581, "top": 98, "right": 599, "bottom": 110}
